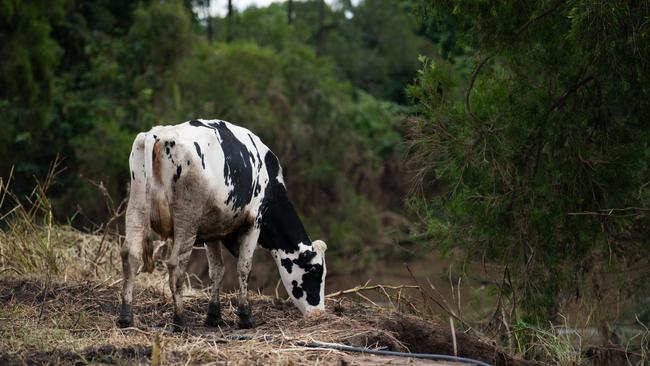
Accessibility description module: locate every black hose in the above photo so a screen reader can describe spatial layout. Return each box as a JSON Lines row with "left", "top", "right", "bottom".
{"left": 225, "top": 335, "right": 492, "bottom": 366}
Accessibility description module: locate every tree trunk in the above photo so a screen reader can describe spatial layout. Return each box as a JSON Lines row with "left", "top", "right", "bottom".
{"left": 315, "top": 0, "right": 325, "bottom": 54}
{"left": 226, "top": 0, "right": 233, "bottom": 42}
{"left": 207, "top": 16, "right": 213, "bottom": 42}
{"left": 287, "top": 0, "right": 293, "bottom": 24}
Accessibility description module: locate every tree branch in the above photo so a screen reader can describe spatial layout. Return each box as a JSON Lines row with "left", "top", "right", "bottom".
{"left": 465, "top": 55, "right": 492, "bottom": 125}
{"left": 464, "top": 0, "right": 569, "bottom": 126}
{"left": 543, "top": 75, "right": 597, "bottom": 118}
{"left": 515, "top": 0, "right": 568, "bottom": 35}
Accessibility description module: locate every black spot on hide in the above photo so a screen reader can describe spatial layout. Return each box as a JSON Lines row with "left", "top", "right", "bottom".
{"left": 280, "top": 258, "right": 293, "bottom": 273}
{"left": 302, "top": 261, "right": 324, "bottom": 306}
{"left": 292, "top": 250, "right": 316, "bottom": 269}
{"left": 194, "top": 141, "right": 205, "bottom": 169}
{"left": 131, "top": 170, "right": 135, "bottom": 180}
{"left": 291, "top": 280, "right": 303, "bottom": 299}
{"left": 248, "top": 134, "right": 262, "bottom": 171}
{"left": 173, "top": 165, "right": 182, "bottom": 183}
{"left": 212, "top": 122, "right": 254, "bottom": 209}
{"left": 164, "top": 140, "right": 176, "bottom": 158}
{"left": 258, "top": 151, "right": 310, "bottom": 254}
{"left": 188, "top": 120, "right": 254, "bottom": 210}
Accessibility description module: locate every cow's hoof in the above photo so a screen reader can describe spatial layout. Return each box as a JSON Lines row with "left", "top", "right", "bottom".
{"left": 117, "top": 303, "right": 133, "bottom": 328}
{"left": 172, "top": 313, "right": 187, "bottom": 332}
{"left": 237, "top": 316, "right": 254, "bottom": 329}
{"left": 205, "top": 301, "right": 225, "bottom": 327}
{"left": 205, "top": 317, "right": 227, "bottom": 327}
{"left": 236, "top": 305, "right": 254, "bottom": 329}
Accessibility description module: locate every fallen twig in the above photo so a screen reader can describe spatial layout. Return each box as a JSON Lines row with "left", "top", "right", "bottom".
{"left": 326, "top": 284, "right": 419, "bottom": 298}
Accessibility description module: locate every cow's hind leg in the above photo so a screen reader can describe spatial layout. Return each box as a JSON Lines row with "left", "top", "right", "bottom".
{"left": 204, "top": 240, "right": 226, "bottom": 326}
{"left": 118, "top": 230, "right": 147, "bottom": 327}
{"left": 119, "top": 132, "right": 149, "bottom": 328}
{"left": 236, "top": 227, "right": 260, "bottom": 329}
{"left": 167, "top": 226, "right": 197, "bottom": 331}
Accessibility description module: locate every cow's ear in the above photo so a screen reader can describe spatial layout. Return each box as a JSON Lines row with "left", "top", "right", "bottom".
{"left": 313, "top": 240, "right": 327, "bottom": 253}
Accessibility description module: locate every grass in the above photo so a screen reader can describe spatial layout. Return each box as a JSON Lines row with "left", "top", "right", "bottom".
{"left": 510, "top": 320, "right": 583, "bottom": 366}
{"left": 0, "top": 160, "right": 121, "bottom": 282}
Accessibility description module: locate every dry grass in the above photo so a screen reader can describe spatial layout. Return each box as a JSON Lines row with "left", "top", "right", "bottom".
{"left": 0, "top": 164, "right": 537, "bottom": 365}
{"left": 0, "top": 270, "right": 538, "bottom": 366}
{"left": 0, "top": 160, "right": 122, "bottom": 282}
{"left": 0, "top": 274, "right": 439, "bottom": 365}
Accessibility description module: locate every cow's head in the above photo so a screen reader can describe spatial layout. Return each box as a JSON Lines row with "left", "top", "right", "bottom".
{"left": 275, "top": 240, "right": 327, "bottom": 315}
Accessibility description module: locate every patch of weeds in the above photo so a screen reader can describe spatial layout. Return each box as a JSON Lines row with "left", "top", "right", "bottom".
{"left": 510, "top": 320, "right": 582, "bottom": 365}
{"left": 0, "top": 159, "right": 122, "bottom": 283}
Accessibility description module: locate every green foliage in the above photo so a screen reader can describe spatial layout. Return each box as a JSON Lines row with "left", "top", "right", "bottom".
{"left": 46, "top": 0, "right": 197, "bottom": 218}
{"left": 347, "top": 92, "right": 405, "bottom": 160}
{"left": 0, "top": 0, "right": 67, "bottom": 188}
{"left": 343, "top": 0, "right": 434, "bottom": 102}
{"left": 129, "top": 1, "right": 193, "bottom": 73}
{"left": 213, "top": 4, "right": 299, "bottom": 48}
{"left": 409, "top": 1, "right": 650, "bottom": 322}
{"left": 209, "top": 0, "right": 436, "bottom": 103}
{"left": 0, "top": 0, "right": 410, "bottom": 258}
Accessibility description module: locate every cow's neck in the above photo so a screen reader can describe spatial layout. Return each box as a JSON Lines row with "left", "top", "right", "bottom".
{"left": 258, "top": 152, "right": 326, "bottom": 314}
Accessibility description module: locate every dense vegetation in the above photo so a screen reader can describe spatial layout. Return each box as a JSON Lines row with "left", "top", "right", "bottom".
{"left": 0, "top": 0, "right": 431, "bottom": 259}
{"left": 409, "top": 0, "right": 650, "bottom": 341}
{"left": 2, "top": 0, "right": 650, "bottom": 364}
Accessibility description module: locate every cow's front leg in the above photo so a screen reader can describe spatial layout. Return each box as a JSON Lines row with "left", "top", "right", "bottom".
{"left": 236, "top": 228, "right": 260, "bottom": 329}
{"left": 204, "top": 240, "right": 226, "bottom": 326}
{"left": 167, "top": 227, "right": 196, "bottom": 331}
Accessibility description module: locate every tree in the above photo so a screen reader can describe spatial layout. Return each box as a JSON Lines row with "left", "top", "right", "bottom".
{"left": 287, "top": 0, "right": 293, "bottom": 24}
{"left": 408, "top": 0, "right": 650, "bottom": 323}
{"left": 46, "top": 0, "right": 194, "bottom": 219}
{"left": 0, "top": 0, "right": 66, "bottom": 192}
{"left": 0, "top": 0, "right": 407, "bottom": 261}
{"left": 211, "top": 0, "right": 436, "bottom": 103}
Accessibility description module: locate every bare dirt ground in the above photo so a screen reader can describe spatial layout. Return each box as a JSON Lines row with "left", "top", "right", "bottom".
{"left": 0, "top": 276, "right": 536, "bottom": 366}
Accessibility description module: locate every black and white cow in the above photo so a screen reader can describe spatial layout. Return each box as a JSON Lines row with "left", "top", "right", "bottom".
{"left": 118, "top": 119, "right": 327, "bottom": 329}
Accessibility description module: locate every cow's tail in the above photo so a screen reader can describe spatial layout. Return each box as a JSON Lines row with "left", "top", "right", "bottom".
{"left": 141, "top": 133, "right": 156, "bottom": 273}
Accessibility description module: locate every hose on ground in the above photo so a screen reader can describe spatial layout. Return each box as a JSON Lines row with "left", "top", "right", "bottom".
{"left": 225, "top": 335, "right": 492, "bottom": 366}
